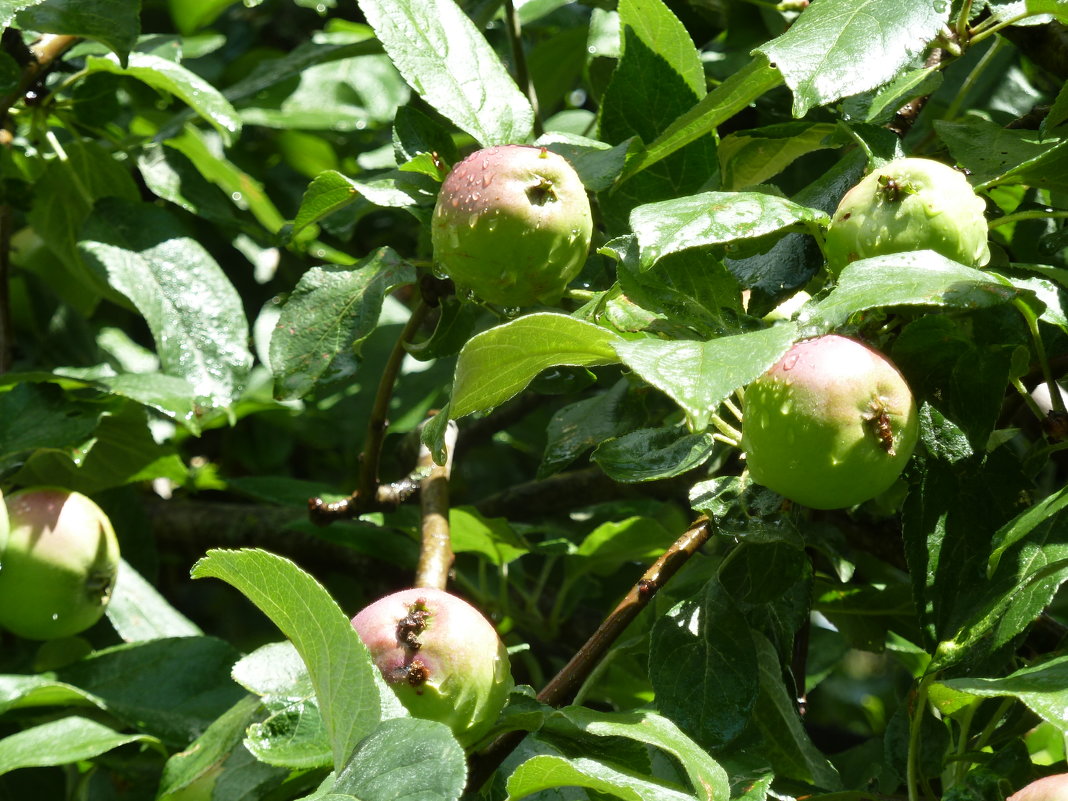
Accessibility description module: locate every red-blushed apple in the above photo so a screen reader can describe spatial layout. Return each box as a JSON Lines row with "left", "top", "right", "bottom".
{"left": 351, "top": 587, "right": 513, "bottom": 747}
{"left": 742, "top": 335, "right": 919, "bottom": 510}
{"left": 1008, "top": 774, "right": 1068, "bottom": 801}
{"left": 825, "top": 157, "right": 989, "bottom": 274}
{"left": 431, "top": 144, "right": 593, "bottom": 307}
{"left": 0, "top": 488, "right": 120, "bottom": 640}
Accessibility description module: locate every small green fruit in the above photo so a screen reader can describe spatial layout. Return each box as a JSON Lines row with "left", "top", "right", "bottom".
{"left": 0, "top": 488, "right": 120, "bottom": 640}
{"left": 825, "top": 157, "right": 989, "bottom": 273}
{"left": 431, "top": 145, "right": 593, "bottom": 307}
{"left": 742, "top": 335, "right": 919, "bottom": 510}
{"left": 1008, "top": 774, "right": 1068, "bottom": 801}
{"left": 351, "top": 587, "right": 513, "bottom": 747}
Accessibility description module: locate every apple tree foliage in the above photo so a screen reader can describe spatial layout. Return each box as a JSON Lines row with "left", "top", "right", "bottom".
{"left": 0, "top": 0, "right": 1066, "bottom": 799}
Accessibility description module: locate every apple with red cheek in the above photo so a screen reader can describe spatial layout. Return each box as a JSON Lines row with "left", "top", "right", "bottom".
{"left": 351, "top": 587, "right": 513, "bottom": 747}
{"left": 1008, "top": 774, "right": 1068, "bottom": 801}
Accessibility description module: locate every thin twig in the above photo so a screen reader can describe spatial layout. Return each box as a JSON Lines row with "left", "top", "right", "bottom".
{"left": 415, "top": 418, "right": 458, "bottom": 590}
{"left": 354, "top": 301, "right": 431, "bottom": 511}
{"left": 503, "top": 0, "right": 543, "bottom": 138}
{"left": 466, "top": 516, "right": 716, "bottom": 791}
{"left": 0, "top": 34, "right": 79, "bottom": 124}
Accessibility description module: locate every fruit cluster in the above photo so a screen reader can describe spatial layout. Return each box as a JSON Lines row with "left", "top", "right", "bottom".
{"left": 742, "top": 158, "right": 989, "bottom": 509}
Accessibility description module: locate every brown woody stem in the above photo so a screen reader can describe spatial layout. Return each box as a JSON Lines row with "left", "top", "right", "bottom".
{"left": 353, "top": 301, "right": 431, "bottom": 513}
{"left": 414, "top": 418, "right": 458, "bottom": 590}
{"left": 466, "top": 516, "right": 716, "bottom": 790}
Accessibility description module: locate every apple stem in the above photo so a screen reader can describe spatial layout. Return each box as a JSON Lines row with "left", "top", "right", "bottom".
{"left": 414, "top": 418, "right": 458, "bottom": 590}
{"left": 709, "top": 412, "right": 743, "bottom": 446}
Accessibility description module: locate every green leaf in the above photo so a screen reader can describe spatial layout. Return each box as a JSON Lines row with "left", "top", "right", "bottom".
{"left": 190, "top": 549, "right": 384, "bottom": 771}
{"left": 269, "top": 248, "right": 417, "bottom": 400}
{"left": 506, "top": 754, "right": 695, "bottom": 801}
{"left": 937, "top": 117, "right": 1068, "bottom": 191}
{"left": 0, "top": 0, "right": 42, "bottom": 28}
{"left": 0, "top": 674, "right": 100, "bottom": 716}
{"left": 543, "top": 707, "right": 731, "bottom": 801}
{"left": 54, "top": 637, "right": 246, "bottom": 747}
{"left": 616, "top": 249, "right": 744, "bottom": 339}
{"left": 718, "top": 123, "right": 843, "bottom": 191}
{"left": 290, "top": 170, "right": 437, "bottom": 238}
{"left": 902, "top": 448, "right": 1035, "bottom": 658}
{"left": 613, "top": 323, "right": 798, "bottom": 431}
{"left": 449, "top": 313, "right": 622, "bottom": 419}
{"left": 593, "top": 426, "right": 717, "bottom": 483}
{"left": 355, "top": 0, "right": 533, "bottom": 146}
{"left": 137, "top": 143, "right": 240, "bottom": 227}
{"left": 650, "top": 579, "right": 758, "bottom": 750}
{"left": 933, "top": 654, "right": 1068, "bottom": 735}
{"left": 813, "top": 252, "right": 1025, "bottom": 328}
{"left": 629, "top": 191, "right": 829, "bottom": 268}
{"left": 0, "top": 717, "right": 157, "bottom": 776}
{"left": 449, "top": 507, "right": 528, "bottom": 566}
{"left": 0, "top": 383, "right": 101, "bottom": 469}
{"left": 986, "top": 0, "right": 1068, "bottom": 25}
{"left": 167, "top": 0, "right": 237, "bottom": 34}
{"left": 107, "top": 559, "right": 203, "bottom": 642}
{"left": 236, "top": 44, "right": 407, "bottom": 132}
{"left": 329, "top": 717, "right": 466, "bottom": 800}
{"left": 13, "top": 403, "right": 188, "bottom": 493}
{"left": 539, "top": 379, "right": 639, "bottom": 478}
{"left": 842, "top": 66, "right": 943, "bottom": 125}
{"left": 16, "top": 0, "right": 140, "bottom": 65}
{"left": 27, "top": 138, "right": 141, "bottom": 288}
{"left": 78, "top": 198, "right": 253, "bottom": 411}
{"left": 750, "top": 633, "right": 841, "bottom": 788}
{"left": 756, "top": 0, "right": 948, "bottom": 117}
{"left": 616, "top": 0, "right": 704, "bottom": 99}
{"left": 84, "top": 52, "right": 241, "bottom": 146}
{"left": 235, "top": 643, "right": 333, "bottom": 769}
{"left": 156, "top": 695, "right": 262, "bottom": 798}
{"left": 618, "top": 56, "right": 783, "bottom": 183}
{"left": 598, "top": 0, "right": 715, "bottom": 230}
{"left": 572, "top": 516, "right": 679, "bottom": 575}
{"left": 164, "top": 125, "right": 287, "bottom": 234}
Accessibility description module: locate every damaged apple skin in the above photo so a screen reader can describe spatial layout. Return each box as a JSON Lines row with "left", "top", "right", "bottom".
{"left": 431, "top": 145, "right": 593, "bottom": 307}
{"left": 742, "top": 335, "right": 919, "bottom": 510}
{"left": 351, "top": 587, "right": 513, "bottom": 747}
{"left": 825, "top": 157, "right": 990, "bottom": 274}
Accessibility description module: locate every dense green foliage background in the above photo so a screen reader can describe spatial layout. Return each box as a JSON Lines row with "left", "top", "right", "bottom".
{"left": 0, "top": 0, "right": 1066, "bottom": 799}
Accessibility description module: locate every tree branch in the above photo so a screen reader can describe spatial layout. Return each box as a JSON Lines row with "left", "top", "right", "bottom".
{"left": 415, "top": 418, "right": 458, "bottom": 590}
{"left": 466, "top": 516, "right": 716, "bottom": 791}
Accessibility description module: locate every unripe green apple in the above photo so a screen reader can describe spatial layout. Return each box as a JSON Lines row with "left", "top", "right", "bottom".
{"left": 825, "top": 157, "right": 990, "bottom": 273}
{"left": 431, "top": 145, "right": 593, "bottom": 307}
{"left": 742, "top": 335, "right": 919, "bottom": 510}
{"left": 1008, "top": 774, "right": 1068, "bottom": 801}
{"left": 0, "top": 488, "right": 120, "bottom": 640}
{"left": 351, "top": 587, "right": 513, "bottom": 747}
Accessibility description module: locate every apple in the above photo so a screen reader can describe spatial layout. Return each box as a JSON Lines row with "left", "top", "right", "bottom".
{"left": 825, "top": 157, "right": 990, "bottom": 273}
{"left": 1008, "top": 774, "right": 1068, "bottom": 801}
{"left": 430, "top": 144, "right": 593, "bottom": 307}
{"left": 351, "top": 587, "right": 513, "bottom": 747}
{"left": 742, "top": 335, "right": 919, "bottom": 510}
{"left": 0, "top": 488, "right": 120, "bottom": 640}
